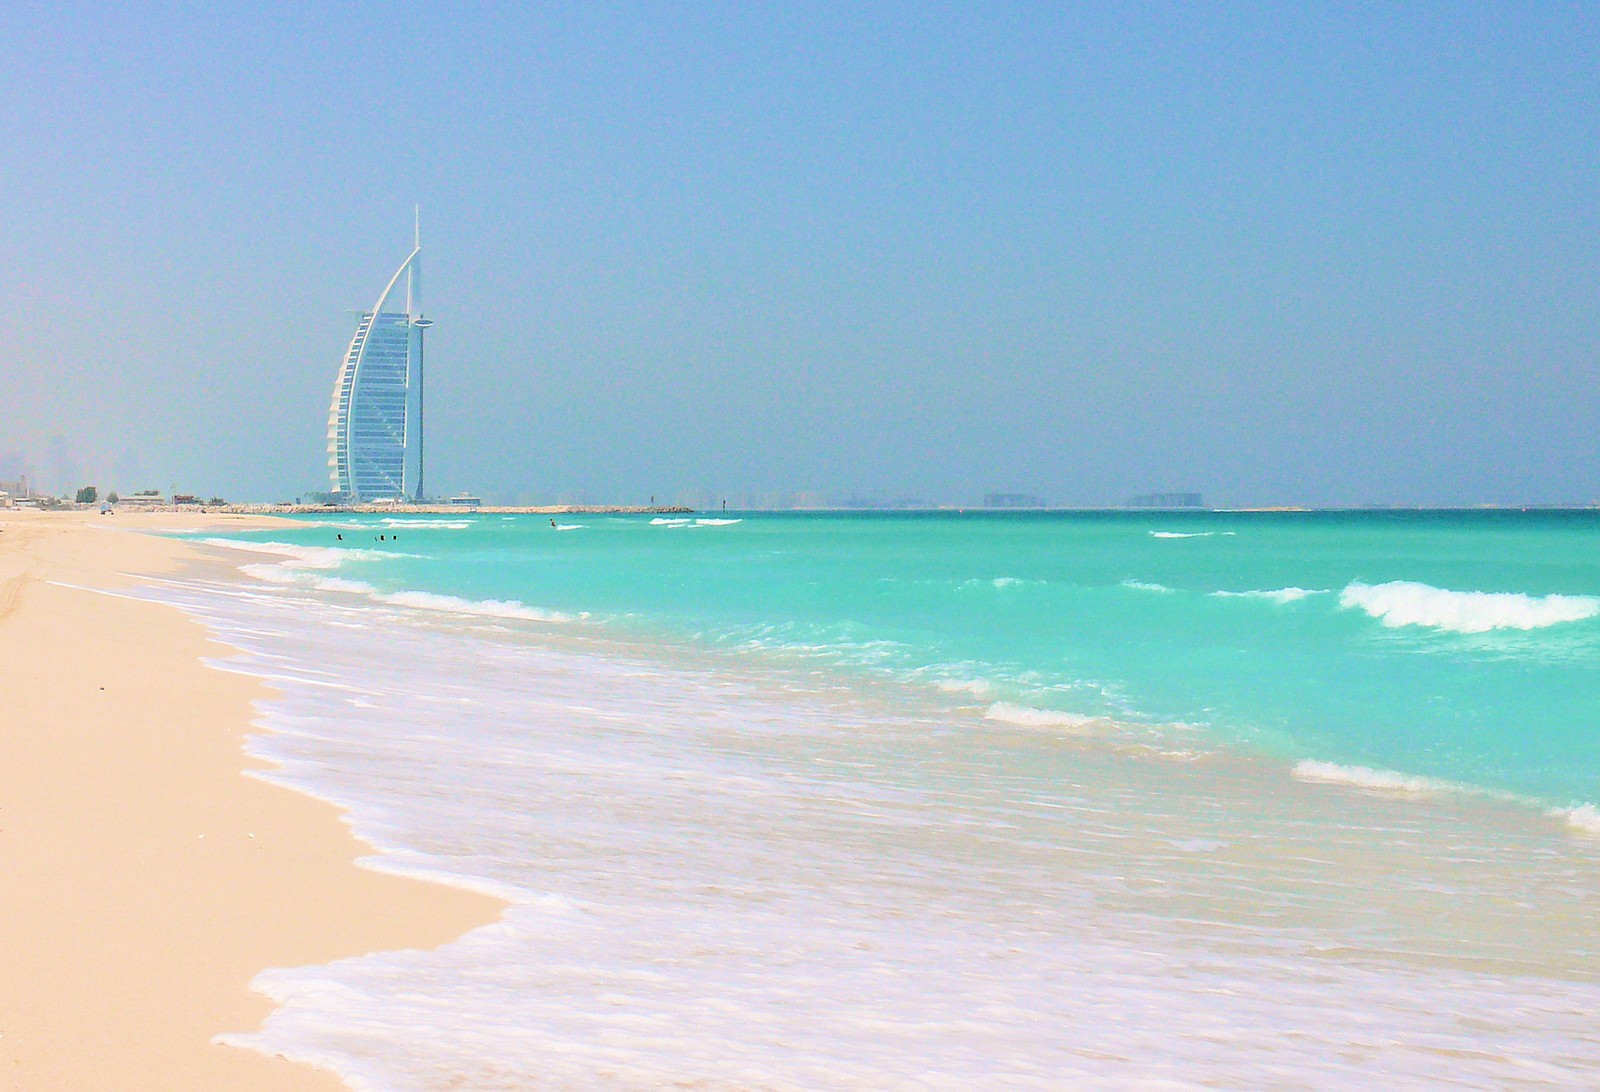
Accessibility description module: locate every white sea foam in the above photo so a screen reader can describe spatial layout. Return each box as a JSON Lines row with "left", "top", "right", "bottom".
{"left": 1149, "top": 531, "right": 1236, "bottom": 539}
{"left": 1121, "top": 579, "right": 1174, "bottom": 593}
{"left": 201, "top": 538, "right": 406, "bottom": 569}
{"left": 651, "top": 516, "right": 742, "bottom": 528}
{"left": 1292, "top": 760, "right": 1446, "bottom": 794}
{"left": 136, "top": 571, "right": 1600, "bottom": 1091}
{"left": 239, "top": 563, "right": 379, "bottom": 596}
{"left": 935, "top": 677, "right": 995, "bottom": 698}
{"left": 1557, "top": 804, "right": 1600, "bottom": 836}
{"left": 957, "top": 576, "right": 1042, "bottom": 591}
{"left": 554, "top": 523, "right": 584, "bottom": 531}
{"left": 1339, "top": 581, "right": 1600, "bottom": 633}
{"left": 380, "top": 518, "right": 474, "bottom": 529}
{"left": 373, "top": 590, "right": 575, "bottom": 623}
{"left": 1212, "top": 587, "right": 1326, "bottom": 604}
{"left": 225, "top": 542, "right": 574, "bottom": 623}
{"left": 984, "top": 702, "right": 1098, "bottom": 730}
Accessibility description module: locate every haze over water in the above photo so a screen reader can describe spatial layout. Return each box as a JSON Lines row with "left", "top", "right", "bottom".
{"left": 141, "top": 510, "right": 1600, "bottom": 1088}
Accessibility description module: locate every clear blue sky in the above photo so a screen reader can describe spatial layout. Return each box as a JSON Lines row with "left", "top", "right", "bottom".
{"left": 4, "top": 2, "right": 1597, "bottom": 505}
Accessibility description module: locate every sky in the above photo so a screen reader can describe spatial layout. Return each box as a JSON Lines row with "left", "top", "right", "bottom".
{"left": 3, "top": 1, "right": 1598, "bottom": 507}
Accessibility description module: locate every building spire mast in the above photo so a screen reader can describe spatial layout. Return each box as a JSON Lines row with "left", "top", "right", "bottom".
{"left": 406, "top": 204, "right": 420, "bottom": 315}
{"left": 408, "top": 205, "right": 432, "bottom": 504}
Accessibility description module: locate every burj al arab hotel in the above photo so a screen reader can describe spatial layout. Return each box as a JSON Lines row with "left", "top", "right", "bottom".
{"left": 327, "top": 215, "right": 433, "bottom": 502}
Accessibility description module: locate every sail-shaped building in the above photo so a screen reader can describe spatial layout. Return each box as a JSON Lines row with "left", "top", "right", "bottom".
{"left": 327, "top": 216, "right": 433, "bottom": 502}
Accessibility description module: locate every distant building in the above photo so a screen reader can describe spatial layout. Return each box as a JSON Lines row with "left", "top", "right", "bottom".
{"left": 327, "top": 213, "right": 434, "bottom": 503}
{"left": 1127, "top": 492, "right": 1204, "bottom": 509}
{"left": 984, "top": 492, "right": 1043, "bottom": 509}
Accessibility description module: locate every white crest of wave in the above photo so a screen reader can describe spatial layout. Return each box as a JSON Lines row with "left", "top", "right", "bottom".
{"left": 554, "top": 524, "right": 584, "bottom": 531}
{"left": 1212, "top": 587, "right": 1325, "bottom": 604}
{"left": 1121, "top": 579, "right": 1174, "bottom": 593}
{"left": 1339, "top": 581, "right": 1600, "bottom": 633}
{"left": 959, "top": 577, "right": 1040, "bottom": 591}
{"left": 1558, "top": 804, "right": 1600, "bottom": 836}
{"left": 1150, "top": 531, "right": 1211, "bottom": 539}
{"left": 984, "top": 702, "right": 1097, "bottom": 730}
{"left": 374, "top": 590, "right": 575, "bottom": 623}
{"left": 380, "top": 518, "right": 473, "bottom": 529}
{"left": 650, "top": 516, "right": 742, "bottom": 528}
{"left": 1292, "top": 760, "right": 1444, "bottom": 794}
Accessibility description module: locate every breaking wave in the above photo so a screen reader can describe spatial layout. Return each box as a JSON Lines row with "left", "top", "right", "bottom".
{"left": 372, "top": 590, "right": 575, "bottom": 624}
{"left": 239, "top": 563, "right": 377, "bottom": 595}
{"left": 1339, "top": 581, "right": 1600, "bottom": 634}
{"left": 1292, "top": 760, "right": 1448, "bottom": 794}
{"left": 984, "top": 702, "right": 1099, "bottom": 730}
{"left": 1557, "top": 804, "right": 1600, "bottom": 836}
{"left": 211, "top": 535, "right": 575, "bottom": 625}
{"left": 380, "top": 518, "right": 474, "bottom": 530}
{"left": 1121, "top": 580, "right": 1174, "bottom": 594}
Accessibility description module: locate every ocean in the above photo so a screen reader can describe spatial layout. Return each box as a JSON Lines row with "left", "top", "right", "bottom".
{"left": 148, "top": 509, "right": 1600, "bottom": 1088}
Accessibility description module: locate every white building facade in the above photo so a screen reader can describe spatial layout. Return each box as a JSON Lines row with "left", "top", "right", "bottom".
{"left": 327, "top": 217, "right": 432, "bottom": 501}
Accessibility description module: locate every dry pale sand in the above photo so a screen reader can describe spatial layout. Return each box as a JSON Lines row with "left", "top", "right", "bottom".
{"left": 0, "top": 511, "right": 505, "bottom": 1089}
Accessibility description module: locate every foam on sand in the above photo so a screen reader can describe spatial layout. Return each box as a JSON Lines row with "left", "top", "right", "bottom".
{"left": 1339, "top": 581, "right": 1600, "bottom": 634}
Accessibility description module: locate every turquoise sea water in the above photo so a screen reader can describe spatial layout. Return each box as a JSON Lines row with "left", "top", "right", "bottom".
{"left": 237, "top": 509, "right": 1600, "bottom": 809}
{"left": 153, "top": 509, "right": 1600, "bottom": 1087}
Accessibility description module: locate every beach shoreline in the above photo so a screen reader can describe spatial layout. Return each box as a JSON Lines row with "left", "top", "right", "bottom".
{"left": 0, "top": 510, "right": 504, "bottom": 1088}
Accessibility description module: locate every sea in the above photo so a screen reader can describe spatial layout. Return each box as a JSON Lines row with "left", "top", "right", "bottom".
{"left": 143, "top": 509, "right": 1600, "bottom": 1089}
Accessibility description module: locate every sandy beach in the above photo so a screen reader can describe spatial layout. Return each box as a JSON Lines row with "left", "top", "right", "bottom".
{"left": 0, "top": 511, "right": 504, "bottom": 1088}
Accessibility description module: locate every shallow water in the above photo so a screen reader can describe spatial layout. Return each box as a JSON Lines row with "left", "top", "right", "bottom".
{"left": 145, "top": 510, "right": 1600, "bottom": 1087}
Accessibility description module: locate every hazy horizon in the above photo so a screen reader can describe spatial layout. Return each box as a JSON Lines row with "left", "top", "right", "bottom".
{"left": 6, "top": 4, "right": 1597, "bottom": 508}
